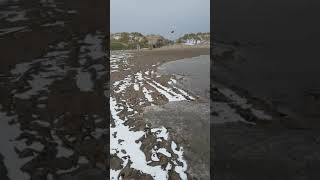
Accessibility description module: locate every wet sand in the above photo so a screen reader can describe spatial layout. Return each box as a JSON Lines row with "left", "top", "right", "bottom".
{"left": 110, "top": 47, "right": 210, "bottom": 179}
{"left": 146, "top": 55, "right": 211, "bottom": 179}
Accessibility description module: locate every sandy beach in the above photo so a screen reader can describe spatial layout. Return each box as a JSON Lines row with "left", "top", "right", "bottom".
{"left": 110, "top": 47, "right": 210, "bottom": 179}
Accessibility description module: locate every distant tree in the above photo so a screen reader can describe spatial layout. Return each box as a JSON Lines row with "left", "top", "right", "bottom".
{"left": 132, "top": 32, "right": 143, "bottom": 37}
{"left": 140, "top": 37, "right": 149, "bottom": 48}
{"left": 176, "top": 38, "right": 183, "bottom": 44}
{"left": 120, "top": 32, "right": 129, "bottom": 43}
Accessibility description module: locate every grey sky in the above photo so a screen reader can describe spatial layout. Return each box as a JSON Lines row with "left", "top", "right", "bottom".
{"left": 111, "top": 0, "right": 210, "bottom": 40}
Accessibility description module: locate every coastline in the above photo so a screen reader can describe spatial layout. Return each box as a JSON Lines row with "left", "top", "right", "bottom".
{"left": 110, "top": 47, "right": 210, "bottom": 179}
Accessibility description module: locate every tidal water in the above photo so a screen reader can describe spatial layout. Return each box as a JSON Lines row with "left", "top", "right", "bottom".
{"left": 158, "top": 55, "right": 210, "bottom": 101}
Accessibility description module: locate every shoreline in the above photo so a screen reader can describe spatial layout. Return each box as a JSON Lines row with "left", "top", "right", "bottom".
{"left": 110, "top": 47, "right": 210, "bottom": 179}
{"left": 111, "top": 44, "right": 210, "bottom": 53}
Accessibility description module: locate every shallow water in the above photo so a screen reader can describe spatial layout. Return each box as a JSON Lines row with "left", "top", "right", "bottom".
{"left": 158, "top": 55, "right": 210, "bottom": 100}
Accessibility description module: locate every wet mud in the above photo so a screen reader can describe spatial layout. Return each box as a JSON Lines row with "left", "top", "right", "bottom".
{"left": 110, "top": 48, "right": 210, "bottom": 180}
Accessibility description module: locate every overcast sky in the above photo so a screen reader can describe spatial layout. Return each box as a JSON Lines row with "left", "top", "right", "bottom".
{"left": 111, "top": 0, "right": 210, "bottom": 40}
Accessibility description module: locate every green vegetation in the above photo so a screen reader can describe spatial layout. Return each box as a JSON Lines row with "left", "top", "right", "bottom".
{"left": 111, "top": 32, "right": 159, "bottom": 50}
{"left": 110, "top": 41, "right": 127, "bottom": 50}
{"left": 110, "top": 32, "right": 209, "bottom": 50}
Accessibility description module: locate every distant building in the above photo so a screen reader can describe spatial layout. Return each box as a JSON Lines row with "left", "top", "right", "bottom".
{"left": 184, "top": 39, "right": 201, "bottom": 46}
{"left": 146, "top": 35, "right": 164, "bottom": 49}
{"left": 113, "top": 36, "right": 121, "bottom": 40}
